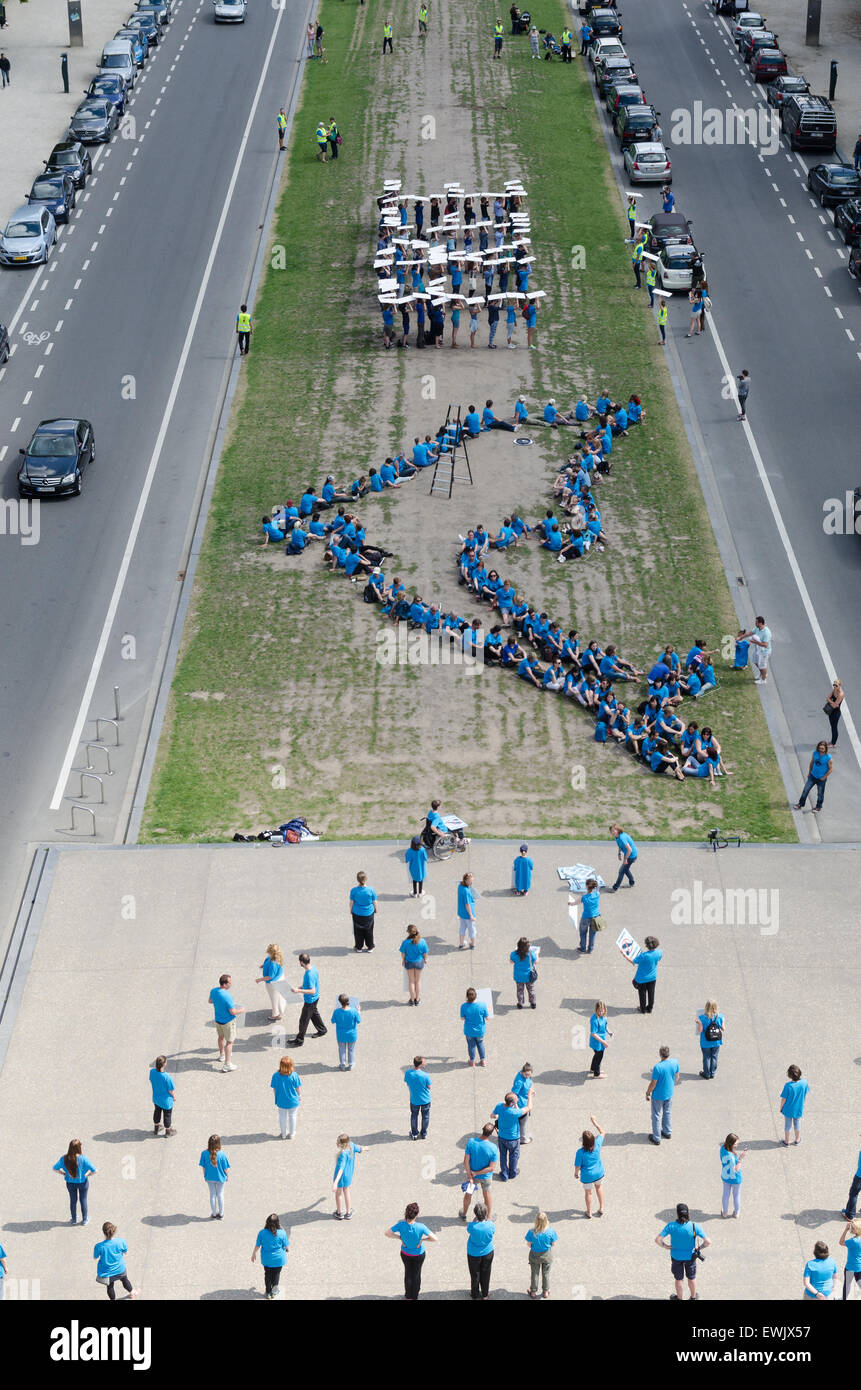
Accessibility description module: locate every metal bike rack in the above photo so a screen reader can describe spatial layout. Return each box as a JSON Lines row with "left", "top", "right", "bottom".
{"left": 60, "top": 804, "right": 96, "bottom": 835}
{"left": 72, "top": 770, "right": 104, "bottom": 803}
{"left": 95, "top": 717, "right": 119, "bottom": 745}
{"left": 85, "top": 743, "right": 115, "bottom": 775}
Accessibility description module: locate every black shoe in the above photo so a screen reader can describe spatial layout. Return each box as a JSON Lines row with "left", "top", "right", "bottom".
{"left": 699, "top": 1071, "right": 707, "bottom": 1079}
{"left": 288, "top": 1037, "right": 304, "bottom": 1046}
{"left": 517, "top": 1003, "right": 523, "bottom": 1009}
{"left": 649, "top": 1136, "right": 661, "bottom": 1145}
{"left": 662, "top": 1133, "right": 672, "bottom": 1140}
{"left": 311, "top": 1030, "right": 328, "bottom": 1038}
{"left": 530, "top": 1002, "right": 536, "bottom": 1009}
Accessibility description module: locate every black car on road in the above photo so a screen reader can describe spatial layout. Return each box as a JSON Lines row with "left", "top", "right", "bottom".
{"left": 834, "top": 198, "right": 861, "bottom": 246}
{"left": 69, "top": 98, "right": 119, "bottom": 144}
{"left": 647, "top": 211, "right": 693, "bottom": 252}
{"left": 26, "top": 173, "right": 76, "bottom": 224}
{"left": 807, "top": 163, "right": 861, "bottom": 208}
{"left": 18, "top": 419, "right": 96, "bottom": 498}
{"left": 44, "top": 140, "right": 92, "bottom": 189}
{"left": 617, "top": 104, "right": 659, "bottom": 148}
{"left": 85, "top": 74, "right": 127, "bottom": 115}
{"left": 766, "top": 73, "right": 809, "bottom": 108}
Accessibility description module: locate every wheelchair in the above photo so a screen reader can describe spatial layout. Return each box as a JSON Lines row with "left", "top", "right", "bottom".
{"left": 420, "top": 824, "right": 465, "bottom": 861}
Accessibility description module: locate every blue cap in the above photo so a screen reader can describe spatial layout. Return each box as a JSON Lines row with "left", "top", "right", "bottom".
{"left": 519, "top": 843, "right": 529, "bottom": 852}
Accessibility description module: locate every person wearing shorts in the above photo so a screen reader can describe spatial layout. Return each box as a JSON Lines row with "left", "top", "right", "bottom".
{"left": 461, "top": 1124, "right": 498, "bottom": 1219}
{"left": 574, "top": 1115, "right": 606, "bottom": 1217}
{"left": 656, "top": 1203, "right": 710, "bottom": 1300}
{"left": 208, "top": 974, "right": 244, "bottom": 1073}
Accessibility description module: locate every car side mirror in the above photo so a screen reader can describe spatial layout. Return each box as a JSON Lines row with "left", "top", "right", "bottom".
{"left": 19, "top": 448, "right": 25, "bottom": 456}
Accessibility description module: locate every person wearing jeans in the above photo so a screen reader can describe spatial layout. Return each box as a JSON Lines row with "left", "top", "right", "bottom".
{"left": 841, "top": 1143, "right": 861, "bottom": 1220}
{"left": 460, "top": 987, "right": 489, "bottom": 1067}
{"left": 512, "top": 1063, "right": 534, "bottom": 1142}
{"left": 720, "top": 1133, "right": 744, "bottom": 1217}
{"left": 779, "top": 1064, "right": 809, "bottom": 1144}
{"left": 794, "top": 742, "right": 833, "bottom": 814}
{"left": 253, "top": 1214, "right": 289, "bottom": 1300}
{"left": 465, "top": 1204, "right": 495, "bottom": 1299}
{"left": 492, "top": 1092, "right": 531, "bottom": 1180}
{"left": 270, "top": 1055, "right": 301, "bottom": 1138}
{"left": 578, "top": 877, "right": 602, "bottom": 953}
{"left": 696, "top": 1001, "right": 724, "bottom": 1078}
{"left": 199, "top": 1136, "right": 230, "bottom": 1217}
{"left": 609, "top": 823, "right": 638, "bottom": 890}
{"left": 839, "top": 1219, "right": 861, "bottom": 1300}
{"left": 632, "top": 936, "right": 663, "bottom": 1014}
{"left": 53, "top": 1141, "right": 97, "bottom": 1225}
{"left": 331, "top": 993, "right": 361, "bottom": 1070}
{"left": 405, "top": 1056, "right": 432, "bottom": 1139}
{"left": 385, "top": 1202, "right": 437, "bottom": 1300}
{"left": 93, "top": 1222, "right": 137, "bottom": 1301}
{"left": 646, "top": 1046, "right": 679, "bottom": 1145}
{"left": 289, "top": 953, "right": 327, "bottom": 1045}
{"left": 526, "top": 1213, "right": 558, "bottom": 1298}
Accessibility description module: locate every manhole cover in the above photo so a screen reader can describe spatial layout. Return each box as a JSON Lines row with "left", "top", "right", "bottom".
{"left": 515, "top": 437, "right": 533, "bottom": 446}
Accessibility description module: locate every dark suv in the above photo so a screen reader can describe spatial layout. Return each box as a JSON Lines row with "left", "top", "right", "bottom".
{"left": 781, "top": 93, "right": 837, "bottom": 151}
{"left": 588, "top": 7, "right": 623, "bottom": 38}
{"left": 618, "top": 104, "right": 659, "bottom": 148}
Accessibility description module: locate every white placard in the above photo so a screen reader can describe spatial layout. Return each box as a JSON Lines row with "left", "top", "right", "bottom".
{"left": 616, "top": 929, "right": 640, "bottom": 963}
{"left": 475, "top": 987, "right": 494, "bottom": 1018}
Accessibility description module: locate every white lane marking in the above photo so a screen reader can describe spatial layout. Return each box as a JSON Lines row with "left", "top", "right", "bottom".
{"left": 126, "top": 161, "right": 133, "bottom": 171}
{"left": 796, "top": 232, "right": 804, "bottom": 242}
{"left": 44, "top": 342, "right": 53, "bottom": 356}
{"left": 49, "top": 0, "right": 290, "bottom": 811}
{"left": 90, "top": 242, "right": 98, "bottom": 252}
{"left": 34, "top": 365, "right": 43, "bottom": 379}
{"left": 113, "top": 192, "right": 120, "bottom": 201}
{"left": 814, "top": 267, "right": 822, "bottom": 277}
{"left": 30, "top": 300, "right": 38, "bottom": 310}
{"left": 145, "top": 121, "right": 152, "bottom": 129}
{"left": 835, "top": 307, "right": 844, "bottom": 319}
{"left": 11, "top": 417, "right": 20, "bottom": 431}
{"left": 49, "top": 262, "right": 57, "bottom": 273}
{"left": 99, "top": 224, "right": 106, "bottom": 234}
{"left": 39, "top": 279, "right": 48, "bottom": 292}
{"left": 22, "top": 391, "right": 31, "bottom": 405}
{"left": 132, "top": 147, "right": 140, "bottom": 157}
{"left": 120, "top": 177, "right": 126, "bottom": 186}
{"left": 74, "top": 209, "right": 83, "bottom": 220}
{"left": 805, "top": 249, "right": 813, "bottom": 259}
{"left": 55, "top": 320, "right": 63, "bottom": 331}
{"left": 818, "top": 214, "right": 826, "bottom": 224}
{"left": 83, "top": 192, "right": 90, "bottom": 202}
{"left": 827, "top": 230, "right": 836, "bottom": 241}
{"left": 779, "top": 197, "right": 786, "bottom": 207}
{"left": 705, "top": 304, "right": 861, "bottom": 778}
{"left": 847, "top": 329, "right": 855, "bottom": 341}
{"left": 81, "top": 261, "right": 89, "bottom": 270}
{"left": 106, "top": 209, "right": 113, "bottom": 217}
{"left": 824, "top": 286, "right": 832, "bottom": 296}
{"left": 0, "top": 445, "right": 6, "bottom": 460}
{"left": 787, "top": 215, "right": 795, "bottom": 224}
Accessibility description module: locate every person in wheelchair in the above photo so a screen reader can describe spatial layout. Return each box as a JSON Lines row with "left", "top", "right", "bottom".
{"left": 423, "top": 799, "right": 470, "bottom": 850}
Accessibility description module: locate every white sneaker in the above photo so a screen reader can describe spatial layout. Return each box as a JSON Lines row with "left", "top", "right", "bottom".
{"left": 221, "top": 1062, "right": 237, "bottom": 1072}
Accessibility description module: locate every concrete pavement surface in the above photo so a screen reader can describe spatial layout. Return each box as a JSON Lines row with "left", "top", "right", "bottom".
{"left": 0, "top": 838, "right": 856, "bottom": 1301}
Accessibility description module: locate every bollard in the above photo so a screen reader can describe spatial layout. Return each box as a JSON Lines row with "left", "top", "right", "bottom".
{"left": 829, "top": 59, "right": 838, "bottom": 101}
{"left": 61, "top": 52, "right": 69, "bottom": 93}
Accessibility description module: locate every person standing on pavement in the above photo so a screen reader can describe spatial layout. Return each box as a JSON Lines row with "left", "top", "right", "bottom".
{"left": 720, "top": 1132, "right": 744, "bottom": 1218}
{"left": 331, "top": 993, "right": 361, "bottom": 1070}
{"left": 512, "top": 842, "right": 533, "bottom": 896}
{"left": 385, "top": 1203, "right": 437, "bottom": 1300}
{"left": 656, "top": 1203, "right": 709, "bottom": 1301}
{"left": 633, "top": 935, "right": 662, "bottom": 1013}
{"left": 825, "top": 678, "right": 844, "bottom": 746}
{"left": 465, "top": 1204, "right": 495, "bottom": 1300}
{"left": 839, "top": 1219, "right": 861, "bottom": 1300}
{"left": 510, "top": 936, "right": 538, "bottom": 1009}
{"left": 662, "top": 184, "right": 675, "bottom": 213}
{"left": 646, "top": 1045, "right": 679, "bottom": 1144}
{"left": 742, "top": 614, "right": 771, "bottom": 683}
{"left": 289, "top": 953, "right": 327, "bottom": 1046}
{"left": 252, "top": 1214, "right": 289, "bottom": 1300}
{"left": 589, "top": 1001, "right": 612, "bottom": 1079}
{"left": 457, "top": 871, "right": 477, "bottom": 948}
{"left": 208, "top": 972, "right": 245, "bottom": 1071}
{"left": 574, "top": 1115, "right": 606, "bottom": 1218}
{"left": 53, "top": 1141, "right": 97, "bottom": 1225}
{"left": 512, "top": 1062, "right": 534, "bottom": 1143}
{"left": 349, "top": 870, "right": 377, "bottom": 951}
{"left": 577, "top": 876, "right": 603, "bottom": 954}
{"left": 460, "top": 986, "right": 489, "bottom": 1067}
{"left": 149, "top": 1055, "right": 176, "bottom": 1136}
{"left": 270, "top": 1054, "right": 302, "bottom": 1138}
{"left": 794, "top": 741, "right": 833, "bottom": 814}
{"left": 236, "top": 304, "right": 252, "bottom": 356}
{"left": 696, "top": 1000, "right": 724, "bottom": 1078}
{"left": 332, "top": 1134, "right": 363, "bottom": 1220}
{"left": 405, "top": 834, "right": 427, "bottom": 897}
{"left": 277, "top": 107, "right": 287, "bottom": 151}
{"left": 405, "top": 1055, "right": 432, "bottom": 1139}
{"left": 383, "top": 19, "right": 393, "bottom": 53}
{"left": 0, "top": 53, "right": 10, "bottom": 88}
{"left": 803, "top": 1240, "right": 837, "bottom": 1299}
{"left": 645, "top": 257, "right": 657, "bottom": 307}
{"left": 658, "top": 295, "right": 668, "bottom": 345}
{"left": 685, "top": 287, "right": 703, "bottom": 337}
{"left": 609, "top": 822, "right": 637, "bottom": 890}
{"left": 460, "top": 1124, "right": 498, "bottom": 1219}
{"left": 328, "top": 117, "right": 339, "bottom": 160}
{"left": 199, "top": 1135, "right": 230, "bottom": 1218}
{"left": 493, "top": 18, "right": 504, "bottom": 58}
{"left": 525, "top": 1214, "right": 558, "bottom": 1299}
{"left": 841, "top": 1137, "right": 861, "bottom": 1220}
{"left": 93, "top": 1222, "right": 137, "bottom": 1301}
{"left": 736, "top": 369, "right": 750, "bottom": 420}
{"left": 400, "top": 924, "right": 428, "bottom": 1005}
{"left": 492, "top": 1090, "right": 532, "bottom": 1181}
{"left": 632, "top": 236, "right": 644, "bottom": 289}
{"left": 256, "top": 943, "right": 287, "bottom": 1022}
{"left": 779, "top": 1064, "right": 809, "bottom": 1144}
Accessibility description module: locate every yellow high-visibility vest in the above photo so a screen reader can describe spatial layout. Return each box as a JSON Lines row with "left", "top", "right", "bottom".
{"left": 237, "top": 312, "right": 252, "bottom": 332}
{"left": 658, "top": 303, "right": 668, "bottom": 325}
{"left": 562, "top": 29, "right": 572, "bottom": 44}
{"left": 277, "top": 112, "right": 287, "bottom": 133}
{"left": 316, "top": 124, "right": 327, "bottom": 143}
{"left": 384, "top": 23, "right": 393, "bottom": 37}
{"left": 646, "top": 264, "right": 657, "bottom": 287}
{"left": 494, "top": 22, "right": 504, "bottom": 37}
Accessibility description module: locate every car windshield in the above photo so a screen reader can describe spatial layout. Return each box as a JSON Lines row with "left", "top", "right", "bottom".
{"left": 665, "top": 249, "right": 695, "bottom": 266}
{"left": 102, "top": 54, "right": 128, "bottom": 67}
{"left": 77, "top": 103, "right": 106, "bottom": 116}
{"left": 29, "top": 433, "right": 76, "bottom": 458}
{"left": 637, "top": 152, "right": 665, "bottom": 162}
{"left": 31, "top": 181, "right": 61, "bottom": 198}
{"left": 52, "top": 151, "right": 78, "bottom": 165}
{"left": 830, "top": 171, "right": 858, "bottom": 183}
{"left": 5, "top": 220, "right": 41, "bottom": 238}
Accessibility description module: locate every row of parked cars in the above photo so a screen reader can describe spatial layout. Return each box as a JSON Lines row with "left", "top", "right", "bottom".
{"left": 0, "top": 0, "right": 173, "bottom": 270}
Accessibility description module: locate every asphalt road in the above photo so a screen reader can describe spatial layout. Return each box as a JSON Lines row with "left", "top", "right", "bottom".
{"left": 594, "top": 0, "right": 861, "bottom": 840}
{"left": 0, "top": 0, "right": 309, "bottom": 951}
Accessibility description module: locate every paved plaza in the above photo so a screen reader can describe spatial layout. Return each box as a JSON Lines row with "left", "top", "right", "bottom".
{"left": 0, "top": 838, "right": 857, "bottom": 1301}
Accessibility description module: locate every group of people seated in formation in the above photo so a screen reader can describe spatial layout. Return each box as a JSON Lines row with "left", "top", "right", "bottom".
{"left": 375, "top": 185, "right": 541, "bottom": 350}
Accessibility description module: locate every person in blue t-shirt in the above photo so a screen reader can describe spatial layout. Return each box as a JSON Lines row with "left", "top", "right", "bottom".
{"left": 253, "top": 1214, "right": 289, "bottom": 1300}
{"left": 149, "top": 1055, "right": 176, "bottom": 1136}
{"left": 208, "top": 973, "right": 245, "bottom": 1072}
{"left": 464, "top": 406, "right": 481, "bottom": 437}
{"left": 0, "top": 1242, "right": 6, "bottom": 1294}
{"left": 400, "top": 924, "right": 428, "bottom": 1005}
{"left": 510, "top": 935, "right": 538, "bottom": 1009}
{"left": 589, "top": 1000, "right": 612, "bottom": 1079}
{"left": 696, "top": 1001, "right": 725, "bottom": 1078}
{"left": 465, "top": 1202, "right": 495, "bottom": 1300}
{"left": 574, "top": 1114, "right": 606, "bottom": 1218}
{"left": 609, "top": 822, "right": 637, "bottom": 890}
{"left": 460, "top": 986, "right": 489, "bottom": 1065}
{"left": 404, "top": 1055, "right": 432, "bottom": 1139}
{"left": 656, "top": 1203, "right": 710, "bottom": 1300}
{"left": 287, "top": 524, "right": 308, "bottom": 555}
{"left": 839, "top": 1219, "right": 861, "bottom": 1300}
{"left": 842, "top": 1147, "right": 861, "bottom": 1222}
{"left": 513, "top": 843, "right": 533, "bottom": 896}
{"left": 332, "top": 1134, "right": 364, "bottom": 1219}
{"left": 93, "top": 1221, "right": 136, "bottom": 1301}
{"left": 633, "top": 936, "right": 662, "bottom": 1015}
{"left": 53, "top": 1140, "right": 98, "bottom": 1225}
{"left": 526, "top": 1212, "right": 558, "bottom": 1298}
{"left": 289, "top": 952, "right": 326, "bottom": 1045}
{"left": 492, "top": 1092, "right": 532, "bottom": 1180}
{"left": 457, "top": 872, "right": 478, "bottom": 948}
{"left": 646, "top": 1045, "right": 679, "bottom": 1143}
{"left": 260, "top": 516, "right": 286, "bottom": 546}
{"left": 719, "top": 1132, "right": 745, "bottom": 1218}
{"left": 794, "top": 741, "right": 833, "bottom": 814}
{"left": 780, "top": 1064, "right": 810, "bottom": 1143}
{"left": 349, "top": 870, "right": 377, "bottom": 951}
{"left": 271, "top": 1055, "right": 302, "bottom": 1138}
{"left": 385, "top": 1201, "right": 438, "bottom": 1300}
{"left": 803, "top": 1240, "right": 838, "bottom": 1300}
{"left": 405, "top": 835, "right": 427, "bottom": 897}
{"left": 578, "top": 877, "right": 602, "bottom": 954}
{"left": 199, "top": 1135, "right": 230, "bottom": 1217}
{"left": 331, "top": 993, "right": 362, "bottom": 1070}
{"left": 733, "top": 630, "right": 750, "bottom": 669}
{"left": 461, "top": 1124, "right": 498, "bottom": 1219}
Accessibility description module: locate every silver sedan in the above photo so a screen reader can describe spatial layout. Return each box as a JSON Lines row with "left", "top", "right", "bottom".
{"left": 0, "top": 205, "right": 57, "bottom": 268}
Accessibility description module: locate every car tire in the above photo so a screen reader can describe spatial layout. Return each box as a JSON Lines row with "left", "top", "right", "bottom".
{"left": 43, "top": 244, "right": 50, "bottom": 265}
{"left": 73, "top": 472, "right": 82, "bottom": 496}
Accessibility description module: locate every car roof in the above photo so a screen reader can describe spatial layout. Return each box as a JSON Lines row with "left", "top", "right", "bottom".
{"left": 613, "top": 84, "right": 642, "bottom": 94}
{"left": 756, "top": 48, "right": 784, "bottom": 58}
{"left": 651, "top": 212, "right": 688, "bottom": 225}
{"left": 632, "top": 142, "right": 667, "bottom": 155}
{"left": 6, "top": 204, "right": 45, "bottom": 221}
{"left": 818, "top": 162, "right": 855, "bottom": 172}
{"left": 50, "top": 140, "right": 83, "bottom": 154}
{"left": 624, "top": 105, "right": 657, "bottom": 119}
{"left": 34, "top": 419, "right": 85, "bottom": 432}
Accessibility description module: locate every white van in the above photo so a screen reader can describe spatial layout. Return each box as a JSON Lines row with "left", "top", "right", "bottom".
{"left": 98, "top": 39, "right": 136, "bottom": 87}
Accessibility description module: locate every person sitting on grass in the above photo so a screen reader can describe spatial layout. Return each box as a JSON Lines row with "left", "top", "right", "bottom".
{"left": 484, "top": 626, "right": 504, "bottom": 664}
{"left": 482, "top": 398, "right": 516, "bottom": 432}
{"left": 580, "top": 641, "right": 604, "bottom": 679}
{"left": 574, "top": 673, "right": 600, "bottom": 710}
{"left": 518, "top": 656, "right": 544, "bottom": 688}
{"left": 378, "top": 459, "right": 404, "bottom": 489}
{"left": 261, "top": 516, "right": 287, "bottom": 547}
{"left": 655, "top": 705, "right": 684, "bottom": 746}
{"left": 610, "top": 706, "right": 631, "bottom": 743}
{"left": 574, "top": 396, "right": 591, "bottom": 423}
{"left": 678, "top": 666, "right": 703, "bottom": 699}
{"left": 514, "top": 396, "right": 529, "bottom": 425}
{"left": 649, "top": 738, "right": 685, "bottom": 781}
{"left": 543, "top": 399, "right": 577, "bottom": 427}
{"left": 610, "top": 403, "right": 629, "bottom": 435}
{"left": 307, "top": 512, "right": 327, "bottom": 541}
{"left": 501, "top": 634, "right": 525, "bottom": 667}
{"left": 543, "top": 660, "right": 566, "bottom": 692}
{"left": 511, "top": 513, "right": 533, "bottom": 541}
{"left": 626, "top": 394, "right": 645, "bottom": 425}
{"left": 586, "top": 507, "right": 608, "bottom": 551}
{"left": 626, "top": 715, "right": 648, "bottom": 758}
{"left": 479, "top": 569, "right": 501, "bottom": 603}
{"left": 683, "top": 750, "right": 723, "bottom": 785}
{"left": 489, "top": 518, "right": 515, "bottom": 551}
{"left": 542, "top": 523, "right": 564, "bottom": 554}
{"left": 559, "top": 529, "right": 588, "bottom": 562}
{"left": 695, "top": 661, "right": 717, "bottom": 697}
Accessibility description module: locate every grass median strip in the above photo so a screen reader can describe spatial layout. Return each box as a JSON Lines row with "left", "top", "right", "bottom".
{"left": 141, "top": 0, "right": 794, "bottom": 845}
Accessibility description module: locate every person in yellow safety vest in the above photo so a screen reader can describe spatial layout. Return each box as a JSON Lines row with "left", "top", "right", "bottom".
{"left": 315, "top": 121, "right": 328, "bottom": 162}
{"left": 493, "top": 19, "right": 504, "bottom": 58}
{"left": 626, "top": 195, "right": 637, "bottom": 240}
{"left": 277, "top": 107, "right": 287, "bottom": 152}
{"left": 383, "top": 20, "right": 393, "bottom": 54}
{"left": 632, "top": 238, "right": 645, "bottom": 289}
{"left": 658, "top": 298, "right": 668, "bottom": 346}
{"left": 419, "top": 4, "right": 428, "bottom": 35}
{"left": 328, "top": 118, "right": 340, "bottom": 161}
{"left": 561, "top": 27, "right": 573, "bottom": 62}
{"left": 236, "top": 304, "right": 252, "bottom": 356}
{"left": 645, "top": 258, "right": 657, "bottom": 307}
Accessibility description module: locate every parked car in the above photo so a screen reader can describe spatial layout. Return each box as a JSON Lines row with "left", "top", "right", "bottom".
{"left": 588, "top": 35, "right": 626, "bottom": 68}
{"left": 607, "top": 83, "right": 646, "bottom": 120}
{"left": 806, "top": 162, "right": 861, "bottom": 208}
{"left": 69, "top": 98, "right": 119, "bottom": 144}
{"left": 834, "top": 198, "right": 861, "bottom": 245}
{"left": 85, "top": 74, "right": 127, "bottom": 115}
{"left": 655, "top": 243, "right": 700, "bottom": 291}
{"left": 136, "top": 0, "right": 172, "bottom": 22}
{"left": 26, "top": 173, "right": 76, "bottom": 224}
{"left": 742, "top": 30, "right": 779, "bottom": 63}
{"left": 623, "top": 141, "right": 672, "bottom": 185}
{"left": 766, "top": 73, "right": 809, "bottom": 108}
{"left": 648, "top": 211, "right": 693, "bottom": 251}
{"left": 17, "top": 419, "right": 95, "bottom": 498}
{"left": 114, "top": 25, "right": 147, "bottom": 64}
{"left": 98, "top": 39, "right": 136, "bottom": 87}
{"left": 44, "top": 140, "right": 92, "bottom": 189}
{"left": 847, "top": 245, "right": 861, "bottom": 278}
{"left": 214, "top": 0, "right": 247, "bottom": 18}
{"left": 596, "top": 57, "right": 637, "bottom": 95}
{"left": 617, "top": 104, "right": 660, "bottom": 148}
{"left": 781, "top": 94, "right": 837, "bottom": 151}
{"left": 124, "top": 11, "right": 160, "bottom": 46}
{"left": 587, "top": 7, "right": 623, "bottom": 38}
{"left": 751, "top": 48, "right": 787, "bottom": 81}
{"left": 734, "top": 11, "right": 765, "bottom": 43}
{"left": 0, "top": 205, "right": 57, "bottom": 267}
